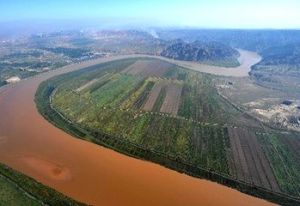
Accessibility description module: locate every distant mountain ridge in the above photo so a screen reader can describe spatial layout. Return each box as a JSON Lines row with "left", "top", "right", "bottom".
{"left": 160, "top": 40, "right": 239, "bottom": 66}
{"left": 250, "top": 44, "right": 300, "bottom": 94}
{"left": 157, "top": 29, "right": 300, "bottom": 52}
{"left": 255, "top": 44, "right": 300, "bottom": 66}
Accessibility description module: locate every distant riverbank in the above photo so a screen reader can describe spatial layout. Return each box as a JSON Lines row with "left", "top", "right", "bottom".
{"left": 159, "top": 49, "right": 262, "bottom": 77}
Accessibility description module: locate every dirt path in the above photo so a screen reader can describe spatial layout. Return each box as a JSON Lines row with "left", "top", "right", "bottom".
{"left": 0, "top": 55, "right": 273, "bottom": 206}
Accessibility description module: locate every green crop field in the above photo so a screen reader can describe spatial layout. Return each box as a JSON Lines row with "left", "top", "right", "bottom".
{"left": 35, "top": 57, "right": 300, "bottom": 205}
{"left": 0, "top": 175, "right": 40, "bottom": 206}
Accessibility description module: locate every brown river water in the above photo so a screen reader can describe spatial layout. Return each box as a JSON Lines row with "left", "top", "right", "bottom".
{"left": 0, "top": 55, "right": 273, "bottom": 206}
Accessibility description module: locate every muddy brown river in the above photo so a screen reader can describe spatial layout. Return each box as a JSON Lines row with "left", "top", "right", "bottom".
{"left": 0, "top": 55, "right": 273, "bottom": 206}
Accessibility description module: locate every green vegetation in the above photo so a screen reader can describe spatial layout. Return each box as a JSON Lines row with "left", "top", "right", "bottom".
{"left": 0, "top": 163, "right": 86, "bottom": 206}
{"left": 130, "top": 80, "right": 155, "bottom": 109}
{"left": 48, "top": 59, "right": 236, "bottom": 175}
{"left": 178, "top": 74, "right": 242, "bottom": 125}
{"left": 0, "top": 42, "right": 71, "bottom": 84}
{"left": 35, "top": 58, "right": 300, "bottom": 205}
{"left": 152, "top": 86, "right": 166, "bottom": 112}
{"left": 163, "top": 66, "right": 187, "bottom": 81}
{"left": 257, "top": 131, "right": 300, "bottom": 197}
{"left": 0, "top": 175, "right": 40, "bottom": 206}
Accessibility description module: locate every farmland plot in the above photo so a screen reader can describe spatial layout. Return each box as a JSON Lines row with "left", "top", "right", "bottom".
{"left": 227, "top": 127, "right": 280, "bottom": 191}
{"left": 131, "top": 80, "right": 155, "bottom": 109}
{"left": 122, "top": 59, "right": 173, "bottom": 77}
{"left": 143, "top": 81, "right": 167, "bottom": 111}
{"left": 190, "top": 125, "right": 230, "bottom": 174}
{"left": 91, "top": 74, "right": 143, "bottom": 107}
{"left": 75, "top": 73, "right": 112, "bottom": 93}
{"left": 160, "top": 83, "right": 183, "bottom": 115}
{"left": 257, "top": 132, "right": 300, "bottom": 196}
{"left": 47, "top": 57, "right": 300, "bottom": 201}
{"left": 120, "top": 78, "right": 154, "bottom": 109}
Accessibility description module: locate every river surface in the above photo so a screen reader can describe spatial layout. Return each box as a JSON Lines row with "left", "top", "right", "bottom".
{"left": 0, "top": 54, "right": 273, "bottom": 206}
{"left": 163, "top": 49, "right": 262, "bottom": 77}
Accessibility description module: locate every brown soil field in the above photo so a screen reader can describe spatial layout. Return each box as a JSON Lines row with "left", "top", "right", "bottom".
{"left": 160, "top": 83, "right": 183, "bottom": 115}
{"left": 227, "top": 127, "right": 280, "bottom": 192}
{"left": 0, "top": 56, "right": 274, "bottom": 206}
{"left": 122, "top": 59, "right": 173, "bottom": 77}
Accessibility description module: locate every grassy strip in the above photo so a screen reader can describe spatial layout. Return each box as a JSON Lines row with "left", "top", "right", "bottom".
{"left": 257, "top": 132, "right": 300, "bottom": 197}
{"left": 177, "top": 84, "right": 193, "bottom": 119}
{"left": 89, "top": 78, "right": 111, "bottom": 93}
{"left": 0, "top": 163, "right": 86, "bottom": 206}
{"left": 117, "top": 77, "right": 146, "bottom": 107}
{"left": 35, "top": 80, "right": 300, "bottom": 206}
{"left": 0, "top": 174, "right": 40, "bottom": 206}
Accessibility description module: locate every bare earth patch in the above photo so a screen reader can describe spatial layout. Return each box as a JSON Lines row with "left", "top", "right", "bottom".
{"left": 160, "top": 83, "right": 183, "bottom": 115}
{"left": 250, "top": 100, "right": 300, "bottom": 131}
{"left": 227, "top": 127, "right": 280, "bottom": 191}
{"left": 122, "top": 60, "right": 173, "bottom": 77}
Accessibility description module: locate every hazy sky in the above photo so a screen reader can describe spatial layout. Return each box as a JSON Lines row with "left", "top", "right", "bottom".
{"left": 1, "top": 0, "right": 300, "bottom": 29}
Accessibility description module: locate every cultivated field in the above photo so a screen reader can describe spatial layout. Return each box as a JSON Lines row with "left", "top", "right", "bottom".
{"left": 121, "top": 59, "right": 173, "bottom": 77}
{"left": 160, "top": 83, "right": 183, "bottom": 115}
{"left": 36, "top": 57, "right": 300, "bottom": 202}
{"left": 143, "top": 81, "right": 166, "bottom": 111}
{"left": 227, "top": 127, "right": 280, "bottom": 191}
{"left": 257, "top": 131, "right": 300, "bottom": 197}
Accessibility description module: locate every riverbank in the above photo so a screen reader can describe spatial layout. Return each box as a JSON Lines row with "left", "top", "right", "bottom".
{"left": 0, "top": 162, "right": 86, "bottom": 205}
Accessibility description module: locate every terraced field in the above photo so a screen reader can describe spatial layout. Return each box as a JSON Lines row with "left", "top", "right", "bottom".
{"left": 36, "top": 57, "right": 300, "bottom": 205}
